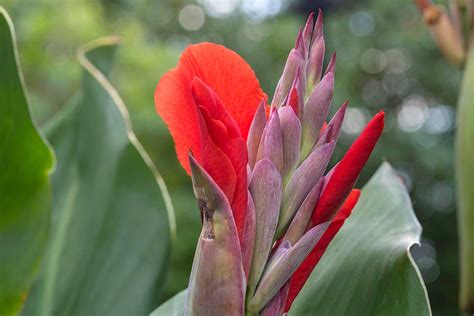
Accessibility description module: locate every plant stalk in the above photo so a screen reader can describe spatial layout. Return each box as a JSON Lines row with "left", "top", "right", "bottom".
{"left": 456, "top": 34, "right": 474, "bottom": 314}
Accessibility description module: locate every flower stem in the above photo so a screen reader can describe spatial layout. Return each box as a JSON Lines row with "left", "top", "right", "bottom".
{"left": 456, "top": 34, "right": 474, "bottom": 314}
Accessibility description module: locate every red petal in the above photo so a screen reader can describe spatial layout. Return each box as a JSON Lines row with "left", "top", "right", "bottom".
{"left": 155, "top": 68, "right": 199, "bottom": 174}
{"left": 192, "top": 78, "right": 248, "bottom": 242}
{"left": 155, "top": 43, "right": 266, "bottom": 174}
{"left": 180, "top": 42, "right": 267, "bottom": 139}
{"left": 285, "top": 189, "right": 361, "bottom": 311}
{"left": 196, "top": 107, "right": 237, "bottom": 203}
{"left": 311, "top": 111, "right": 384, "bottom": 226}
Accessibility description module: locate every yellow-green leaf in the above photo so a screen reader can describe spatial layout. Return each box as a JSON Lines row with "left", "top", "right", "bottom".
{"left": 0, "top": 8, "right": 54, "bottom": 316}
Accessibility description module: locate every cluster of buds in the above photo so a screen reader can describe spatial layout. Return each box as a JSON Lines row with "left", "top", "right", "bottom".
{"left": 415, "top": 0, "right": 472, "bottom": 65}
{"left": 183, "top": 12, "right": 384, "bottom": 316}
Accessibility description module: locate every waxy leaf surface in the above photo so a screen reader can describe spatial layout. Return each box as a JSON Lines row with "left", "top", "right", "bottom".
{"left": 22, "top": 37, "right": 174, "bottom": 316}
{"left": 0, "top": 8, "right": 53, "bottom": 316}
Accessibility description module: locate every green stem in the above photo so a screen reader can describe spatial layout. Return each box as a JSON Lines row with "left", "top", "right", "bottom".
{"left": 456, "top": 35, "right": 474, "bottom": 314}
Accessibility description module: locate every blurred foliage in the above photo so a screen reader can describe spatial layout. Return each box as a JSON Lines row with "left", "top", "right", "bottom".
{"left": 2, "top": 0, "right": 461, "bottom": 314}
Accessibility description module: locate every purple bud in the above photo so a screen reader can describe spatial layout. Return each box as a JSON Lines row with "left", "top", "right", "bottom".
{"left": 294, "top": 28, "right": 306, "bottom": 57}
{"left": 187, "top": 155, "right": 245, "bottom": 315}
{"left": 283, "top": 179, "right": 324, "bottom": 245}
{"left": 272, "top": 49, "right": 304, "bottom": 108}
{"left": 325, "top": 52, "right": 337, "bottom": 76}
{"left": 256, "top": 110, "right": 283, "bottom": 174}
{"left": 301, "top": 71, "right": 334, "bottom": 160}
{"left": 277, "top": 141, "right": 335, "bottom": 237}
{"left": 265, "top": 240, "right": 291, "bottom": 273}
{"left": 247, "top": 101, "right": 267, "bottom": 169}
{"left": 279, "top": 106, "right": 302, "bottom": 182}
{"left": 260, "top": 281, "right": 290, "bottom": 316}
{"left": 285, "top": 67, "right": 305, "bottom": 119}
{"left": 248, "top": 223, "right": 330, "bottom": 312}
{"left": 307, "top": 11, "right": 325, "bottom": 88}
{"left": 302, "top": 12, "right": 315, "bottom": 57}
{"left": 242, "top": 192, "right": 256, "bottom": 280}
{"left": 316, "top": 101, "right": 348, "bottom": 147}
{"left": 248, "top": 158, "right": 282, "bottom": 297}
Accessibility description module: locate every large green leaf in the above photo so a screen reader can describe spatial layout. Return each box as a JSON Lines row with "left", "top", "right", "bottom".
{"left": 0, "top": 8, "right": 54, "bottom": 316}
{"left": 22, "top": 37, "right": 175, "bottom": 316}
{"left": 289, "top": 162, "right": 431, "bottom": 315}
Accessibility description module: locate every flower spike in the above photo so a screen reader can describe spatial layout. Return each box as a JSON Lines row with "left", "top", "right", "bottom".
{"left": 155, "top": 11, "right": 385, "bottom": 316}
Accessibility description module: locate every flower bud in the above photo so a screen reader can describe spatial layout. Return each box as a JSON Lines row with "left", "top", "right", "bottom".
{"left": 283, "top": 179, "right": 324, "bottom": 245}
{"left": 256, "top": 110, "right": 283, "bottom": 174}
{"left": 260, "top": 281, "right": 290, "bottom": 316}
{"left": 286, "top": 68, "right": 305, "bottom": 118}
{"left": 302, "top": 12, "right": 315, "bottom": 57}
{"left": 423, "top": 4, "right": 465, "bottom": 65}
{"left": 301, "top": 72, "right": 334, "bottom": 160}
{"left": 315, "top": 101, "right": 348, "bottom": 148}
{"left": 242, "top": 192, "right": 256, "bottom": 279}
{"left": 247, "top": 101, "right": 267, "bottom": 169}
{"left": 279, "top": 106, "right": 302, "bottom": 183}
{"left": 248, "top": 158, "right": 282, "bottom": 297}
{"left": 277, "top": 141, "right": 335, "bottom": 237}
{"left": 248, "top": 223, "right": 329, "bottom": 313}
{"left": 187, "top": 155, "right": 245, "bottom": 316}
{"left": 307, "top": 11, "right": 325, "bottom": 88}
{"left": 272, "top": 49, "right": 304, "bottom": 108}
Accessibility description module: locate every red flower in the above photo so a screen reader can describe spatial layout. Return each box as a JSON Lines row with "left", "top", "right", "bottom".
{"left": 155, "top": 11, "right": 385, "bottom": 315}
{"left": 155, "top": 43, "right": 267, "bottom": 244}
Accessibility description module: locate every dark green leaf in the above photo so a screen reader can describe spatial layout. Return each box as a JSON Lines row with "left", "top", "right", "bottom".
{"left": 0, "top": 8, "right": 54, "bottom": 316}
{"left": 23, "top": 37, "right": 174, "bottom": 316}
{"left": 289, "top": 162, "right": 431, "bottom": 316}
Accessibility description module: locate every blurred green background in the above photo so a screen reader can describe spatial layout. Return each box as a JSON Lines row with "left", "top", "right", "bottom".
{"left": 2, "top": 0, "right": 460, "bottom": 315}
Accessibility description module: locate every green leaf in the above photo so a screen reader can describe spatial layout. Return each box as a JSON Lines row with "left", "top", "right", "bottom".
{"left": 456, "top": 40, "right": 474, "bottom": 313}
{"left": 22, "top": 37, "right": 175, "bottom": 316}
{"left": 0, "top": 8, "right": 54, "bottom": 316}
{"left": 289, "top": 162, "right": 431, "bottom": 316}
{"left": 150, "top": 290, "right": 187, "bottom": 316}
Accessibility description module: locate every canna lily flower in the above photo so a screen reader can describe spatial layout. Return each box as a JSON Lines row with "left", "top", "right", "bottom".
{"left": 155, "top": 11, "right": 384, "bottom": 316}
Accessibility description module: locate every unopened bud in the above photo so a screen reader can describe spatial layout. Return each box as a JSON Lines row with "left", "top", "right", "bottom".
{"left": 423, "top": 4, "right": 465, "bottom": 65}
{"left": 277, "top": 141, "right": 335, "bottom": 237}
{"left": 283, "top": 179, "right": 324, "bottom": 245}
{"left": 272, "top": 49, "right": 304, "bottom": 108}
{"left": 248, "top": 223, "right": 329, "bottom": 313}
{"left": 301, "top": 72, "right": 334, "bottom": 160}
{"left": 315, "top": 101, "right": 348, "bottom": 148}
{"left": 307, "top": 11, "right": 325, "bottom": 88}
{"left": 248, "top": 159, "right": 282, "bottom": 297}
{"left": 256, "top": 110, "right": 283, "bottom": 174}
{"left": 279, "top": 106, "right": 302, "bottom": 183}
{"left": 247, "top": 101, "right": 267, "bottom": 169}
{"left": 187, "top": 155, "right": 245, "bottom": 316}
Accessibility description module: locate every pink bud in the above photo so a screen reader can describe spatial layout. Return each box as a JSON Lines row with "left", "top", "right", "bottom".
{"left": 247, "top": 101, "right": 267, "bottom": 169}
{"left": 272, "top": 49, "right": 304, "bottom": 108}
{"left": 248, "top": 223, "right": 329, "bottom": 312}
{"left": 279, "top": 106, "right": 302, "bottom": 182}
{"left": 277, "top": 141, "right": 335, "bottom": 237}
{"left": 248, "top": 158, "right": 282, "bottom": 297}
{"left": 256, "top": 110, "right": 283, "bottom": 174}
{"left": 301, "top": 71, "right": 334, "bottom": 160}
